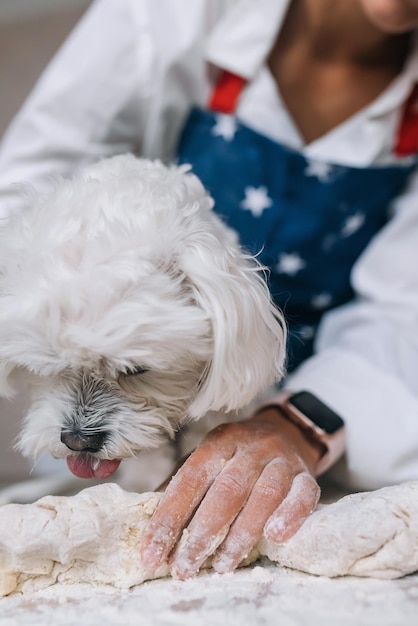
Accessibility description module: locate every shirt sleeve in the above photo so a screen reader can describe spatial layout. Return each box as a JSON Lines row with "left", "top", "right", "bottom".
{"left": 282, "top": 166, "right": 418, "bottom": 491}
{"left": 0, "top": 0, "right": 154, "bottom": 222}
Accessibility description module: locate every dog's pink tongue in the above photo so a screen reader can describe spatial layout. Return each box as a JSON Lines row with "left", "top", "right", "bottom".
{"left": 67, "top": 455, "right": 121, "bottom": 479}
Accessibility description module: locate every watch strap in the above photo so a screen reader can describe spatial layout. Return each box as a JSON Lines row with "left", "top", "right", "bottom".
{"left": 259, "top": 390, "right": 346, "bottom": 476}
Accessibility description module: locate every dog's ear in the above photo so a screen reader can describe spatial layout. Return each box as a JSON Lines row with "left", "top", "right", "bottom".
{"left": 0, "top": 321, "right": 37, "bottom": 399}
{"left": 0, "top": 294, "right": 21, "bottom": 398}
{"left": 179, "top": 222, "right": 287, "bottom": 418}
{"left": 0, "top": 360, "right": 16, "bottom": 399}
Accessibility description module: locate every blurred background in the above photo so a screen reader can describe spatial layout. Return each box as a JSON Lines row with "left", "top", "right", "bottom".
{"left": 0, "top": 0, "right": 92, "bottom": 484}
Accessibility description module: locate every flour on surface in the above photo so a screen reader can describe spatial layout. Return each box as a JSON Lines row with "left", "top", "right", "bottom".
{"left": 1, "top": 481, "right": 418, "bottom": 597}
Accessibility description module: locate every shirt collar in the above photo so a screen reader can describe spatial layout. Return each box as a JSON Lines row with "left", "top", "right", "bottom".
{"left": 205, "top": 0, "right": 291, "bottom": 79}
{"left": 366, "top": 32, "right": 418, "bottom": 119}
{"left": 206, "top": 0, "right": 418, "bottom": 118}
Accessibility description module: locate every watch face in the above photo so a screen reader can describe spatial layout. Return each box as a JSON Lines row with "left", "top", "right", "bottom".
{"left": 289, "top": 391, "right": 344, "bottom": 434}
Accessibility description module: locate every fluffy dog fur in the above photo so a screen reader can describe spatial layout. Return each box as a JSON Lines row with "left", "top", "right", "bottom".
{"left": 0, "top": 155, "right": 286, "bottom": 478}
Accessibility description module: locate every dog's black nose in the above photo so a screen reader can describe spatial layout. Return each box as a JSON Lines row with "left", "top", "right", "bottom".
{"left": 60, "top": 430, "right": 107, "bottom": 453}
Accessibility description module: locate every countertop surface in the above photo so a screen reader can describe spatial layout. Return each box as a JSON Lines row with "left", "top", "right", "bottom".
{"left": 1, "top": 561, "right": 418, "bottom": 626}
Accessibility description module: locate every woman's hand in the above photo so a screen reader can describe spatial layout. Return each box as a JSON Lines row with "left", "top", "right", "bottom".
{"left": 140, "top": 408, "right": 322, "bottom": 579}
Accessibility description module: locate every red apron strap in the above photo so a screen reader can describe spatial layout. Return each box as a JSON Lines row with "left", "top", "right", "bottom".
{"left": 208, "top": 69, "right": 247, "bottom": 114}
{"left": 395, "top": 84, "right": 418, "bottom": 157}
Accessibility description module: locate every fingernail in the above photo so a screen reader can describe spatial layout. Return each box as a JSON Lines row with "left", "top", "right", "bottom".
{"left": 264, "top": 516, "right": 287, "bottom": 542}
{"left": 140, "top": 544, "right": 163, "bottom": 570}
{"left": 171, "top": 543, "right": 204, "bottom": 580}
{"left": 212, "top": 554, "right": 235, "bottom": 574}
{"left": 171, "top": 560, "right": 198, "bottom": 580}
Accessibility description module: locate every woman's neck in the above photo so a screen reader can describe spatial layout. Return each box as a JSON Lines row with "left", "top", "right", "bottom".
{"left": 267, "top": 0, "right": 412, "bottom": 144}
{"left": 280, "top": 0, "right": 410, "bottom": 68}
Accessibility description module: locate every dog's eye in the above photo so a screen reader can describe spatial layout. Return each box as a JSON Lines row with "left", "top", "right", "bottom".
{"left": 123, "top": 366, "right": 149, "bottom": 376}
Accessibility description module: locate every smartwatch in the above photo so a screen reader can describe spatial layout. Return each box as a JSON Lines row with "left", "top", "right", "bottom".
{"left": 263, "top": 390, "right": 346, "bottom": 476}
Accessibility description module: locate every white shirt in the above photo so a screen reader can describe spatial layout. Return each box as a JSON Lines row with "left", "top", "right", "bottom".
{"left": 1, "top": 0, "right": 418, "bottom": 490}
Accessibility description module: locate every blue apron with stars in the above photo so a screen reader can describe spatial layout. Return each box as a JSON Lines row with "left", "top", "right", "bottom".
{"left": 176, "top": 71, "right": 417, "bottom": 371}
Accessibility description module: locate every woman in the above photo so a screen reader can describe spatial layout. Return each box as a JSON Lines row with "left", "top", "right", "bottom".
{"left": 1, "top": 0, "right": 418, "bottom": 579}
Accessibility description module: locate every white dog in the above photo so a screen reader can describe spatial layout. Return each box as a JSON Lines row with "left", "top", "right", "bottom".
{"left": 0, "top": 155, "right": 286, "bottom": 480}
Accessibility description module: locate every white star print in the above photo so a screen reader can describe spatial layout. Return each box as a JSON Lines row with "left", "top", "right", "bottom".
{"left": 275, "top": 252, "right": 306, "bottom": 276}
{"left": 211, "top": 114, "right": 238, "bottom": 141}
{"left": 240, "top": 186, "right": 273, "bottom": 218}
{"left": 304, "top": 160, "right": 334, "bottom": 182}
{"left": 341, "top": 212, "right": 365, "bottom": 237}
{"left": 311, "top": 292, "right": 333, "bottom": 309}
{"left": 297, "top": 325, "right": 315, "bottom": 340}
